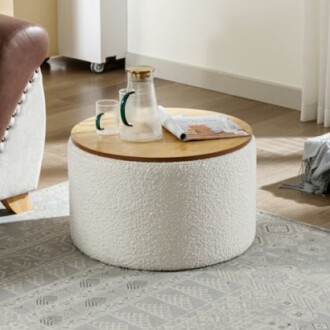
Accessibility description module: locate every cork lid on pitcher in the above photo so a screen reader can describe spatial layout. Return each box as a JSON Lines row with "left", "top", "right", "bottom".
{"left": 126, "top": 65, "right": 155, "bottom": 79}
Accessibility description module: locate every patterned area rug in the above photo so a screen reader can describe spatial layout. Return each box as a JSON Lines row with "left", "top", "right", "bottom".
{"left": 0, "top": 183, "right": 330, "bottom": 330}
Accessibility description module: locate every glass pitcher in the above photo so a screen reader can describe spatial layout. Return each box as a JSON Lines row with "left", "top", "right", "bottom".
{"left": 120, "top": 65, "right": 163, "bottom": 142}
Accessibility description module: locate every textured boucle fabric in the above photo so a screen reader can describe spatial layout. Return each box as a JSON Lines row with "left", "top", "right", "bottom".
{"left": 0, "top": 71, "right": 45, "bottom": 201}
{"left": 68, "top": 137, "right": 256, "bottom": 271}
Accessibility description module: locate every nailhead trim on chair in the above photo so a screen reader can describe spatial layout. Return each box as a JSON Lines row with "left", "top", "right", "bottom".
{"left": 0, "top": 69, "right": 39, "bottom": 153}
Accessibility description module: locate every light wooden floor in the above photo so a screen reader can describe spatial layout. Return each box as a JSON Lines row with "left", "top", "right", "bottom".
{"left": 40, "top": 57, "right": 330, "bottom": 230}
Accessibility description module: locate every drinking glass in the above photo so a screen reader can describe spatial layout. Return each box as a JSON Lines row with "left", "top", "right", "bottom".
{"left": 95, "top": 99, "right": 119, "bottom": 135}
{"left": 119, "top": 88, "right": 127, "bottom": 102}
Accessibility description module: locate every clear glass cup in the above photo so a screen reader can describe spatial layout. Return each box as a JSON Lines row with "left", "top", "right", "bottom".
{"left": 95, "top": 99, "right": 119, "bottom": 135}
{"left": 119, "top": 88, "right": 127, "bottom": 102}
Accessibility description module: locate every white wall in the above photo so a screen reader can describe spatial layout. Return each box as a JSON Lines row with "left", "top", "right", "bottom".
{"left": 127, "top": 0, "right": 303, "bottom": 89}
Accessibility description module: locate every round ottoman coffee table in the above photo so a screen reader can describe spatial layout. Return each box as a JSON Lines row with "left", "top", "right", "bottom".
{"left": 68, "top": 108, "right": 256, "bottom": 271}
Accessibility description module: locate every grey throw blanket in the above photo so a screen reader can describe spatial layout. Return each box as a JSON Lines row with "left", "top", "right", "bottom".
{"left": 280, "top": 133, "right": 330, "bottom": 195}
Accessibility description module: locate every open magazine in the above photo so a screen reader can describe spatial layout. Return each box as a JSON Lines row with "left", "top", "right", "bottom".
{"left": 159, "top": 106, "right": 249, "bottom": 141}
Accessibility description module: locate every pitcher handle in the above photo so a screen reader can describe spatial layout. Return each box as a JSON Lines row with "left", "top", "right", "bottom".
{"left": 120, "top": 91, "right": 135, "bottom": 127}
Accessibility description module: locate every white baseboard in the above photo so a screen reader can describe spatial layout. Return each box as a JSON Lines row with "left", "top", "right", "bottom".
{"left": 126, "top": 52, "right": 301, "bottom": 111}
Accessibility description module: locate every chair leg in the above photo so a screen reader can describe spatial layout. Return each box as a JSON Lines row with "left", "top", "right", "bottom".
{"left": 1, "top": 192, "right": 32, "bottom": 214}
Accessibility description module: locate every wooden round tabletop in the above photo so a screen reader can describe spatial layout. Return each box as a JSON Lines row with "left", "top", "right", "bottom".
{"left": 70, "top": 108, "right": 253, "bottom": 162}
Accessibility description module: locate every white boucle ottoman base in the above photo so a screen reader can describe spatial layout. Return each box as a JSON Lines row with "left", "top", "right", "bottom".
{"left": 68, "top": 138, "right": 256, "bottom": 271}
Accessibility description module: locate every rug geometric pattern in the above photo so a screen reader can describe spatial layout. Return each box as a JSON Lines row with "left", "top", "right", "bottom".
{"left": 0, "top": 183, "right": 330, "bottom": 329}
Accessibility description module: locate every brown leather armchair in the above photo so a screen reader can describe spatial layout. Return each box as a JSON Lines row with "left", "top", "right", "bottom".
{"left": 0, "top": 14, "right": 48, "bottom": 213}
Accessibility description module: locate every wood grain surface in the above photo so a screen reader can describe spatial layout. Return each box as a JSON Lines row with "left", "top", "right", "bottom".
{"left": 1, "top": 193, "right": 32, "bottom": 214}
{"left": 71, "top": 108, "right": 253, "bottom": 162}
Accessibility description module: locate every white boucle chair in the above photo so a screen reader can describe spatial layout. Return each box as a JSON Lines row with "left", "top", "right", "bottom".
{"left": 0, "top": 14, "right": 48, "bottom": 214}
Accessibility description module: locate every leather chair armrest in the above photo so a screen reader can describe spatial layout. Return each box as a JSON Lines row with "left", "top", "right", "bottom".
{"left": 0, "top": 14, "right": 48, "bottom": 140}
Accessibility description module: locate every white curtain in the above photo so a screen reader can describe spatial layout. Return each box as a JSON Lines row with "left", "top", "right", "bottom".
{"left": 301, "top": 0, "right": 330, "bottom": 127}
